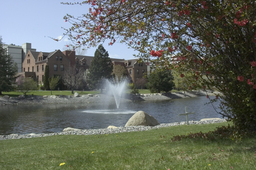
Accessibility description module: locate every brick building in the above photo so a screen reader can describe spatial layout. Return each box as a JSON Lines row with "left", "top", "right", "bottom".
{"left": 21, "top": 47, "right": 148, "bottom": 89}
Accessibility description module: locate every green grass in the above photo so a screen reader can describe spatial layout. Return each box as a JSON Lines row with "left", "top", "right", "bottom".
{"left": 1, "top": 89, "right": 179, "bottom": 97}
{"left": 1, "top": 90, "right": 100, "bottom": 97}
{"left": 1, "top": 122, "right": 256, "bottom": 169}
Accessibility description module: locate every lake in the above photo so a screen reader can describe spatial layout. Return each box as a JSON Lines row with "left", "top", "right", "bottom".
{"left": 0, "top": 96, "right": 222, "bottom": 135}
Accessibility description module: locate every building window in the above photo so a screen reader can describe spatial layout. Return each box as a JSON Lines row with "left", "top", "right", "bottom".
{"left": 42, "top": 75, "right": 44, "bottom": 82}
{"left": 28, "top": 67, "right": 30, "bottom": 72}
{"left": 129, "top": 69, "right": 132, "bottom": 74}
{"left": 36, "top": 76, "right": 39, "bottom": 83}
{"left": 137, "top": 69, "right": 139, "bottom": 75}
{"left": 24, "top": 68, "right": 25, "bottom": 72}
{"left": 60, "top": 64, "right": 64, "bottom": 71}
{"left": 32, "top": 66, "right": 34, "bottom": 72}
{"left": 142, "top": 69, "right": 145, "bottom": 74}
{"left": 56, "top": 56, "right": 58, "bottom": 61}
{"left": 54, "top": 64, "right": 58, "bottom": 71}
{"left": 27, "top": 59, "right": 30, "bottom": 63}
{"left": 37, "top": 65, "right": 39, "bottom": 72}
{"left": 42, "top": 65, "right": 44, "bottom": 71}
{"left": 60, "top": 56, "right": 62, "bottom": 61}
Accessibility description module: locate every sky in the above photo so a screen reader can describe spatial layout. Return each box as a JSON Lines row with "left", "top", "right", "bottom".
{"left": 0, "top": 0, "right": 138, "bottom": 60}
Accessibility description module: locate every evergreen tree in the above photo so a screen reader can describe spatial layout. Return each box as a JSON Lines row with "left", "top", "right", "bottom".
{"left": 147, "top": 69, "right": 174, "bottom": 93}
{"left": 43, "top": 65, "right": 49, "bottom": 90}
{"left": 0, "top": 38, "right": 17, "bottom": 95}
{"left": 87, "top": 44, "right": 113, "bottom": 91}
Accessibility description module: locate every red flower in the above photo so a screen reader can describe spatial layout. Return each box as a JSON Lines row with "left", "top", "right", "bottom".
{"left": 247, "top": 79, "right": 254, "bottom": 85}
{"left": 168, "top": 47, "right": 174, "bottom": 52}
{"left": 162, "top": 33, "right": 165, "bottom": 38}
{"left": 165, "top": 1, "right": 170, "bottom": 5}
{"left": 178, "top": 11, "right": 183, "bottom": 16}
{"left": 206, "top": 95, "right": 209, "bottom": 98}
{"left": 234, "top": 18, "right": 248, "bottom": 26}
{"left": 237, "top": 76, "right": 244, "bottom": 82}
{"left": 187, "top": 23, "right": 192, "bottom": 27}
{"left": 180, "top": 74, "right": 184, "bottom": 78}
{"left": 251, "top": 61, "right": 256, "bottom": 66}
{"left": 150, "top": 50, "right": 155, "bottom": 56}
{"left": 183, "top": 9, "right": 190, "bottom": 15}
{"left": 253, "top": 85, "right": 256, "bottom": 89}
{"left": 187, "top": 45, "right": 192, "bottom": 50}
{"left": 216, "top": 34, "right": 220, "bottom": 38}
{"left": 171, "top": 32, "right": 178, "bottom": 39}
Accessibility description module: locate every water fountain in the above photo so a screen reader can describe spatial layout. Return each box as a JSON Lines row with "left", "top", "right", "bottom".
{"left": 105, "top": 78, "right": 127, "bottom": 109}
{"left": 82, "top": 78, "right": 135, "bottom": 114}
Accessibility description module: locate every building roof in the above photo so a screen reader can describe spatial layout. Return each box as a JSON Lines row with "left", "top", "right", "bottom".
{"left": 30, "top": 51, "right": 40, "bottom": 60}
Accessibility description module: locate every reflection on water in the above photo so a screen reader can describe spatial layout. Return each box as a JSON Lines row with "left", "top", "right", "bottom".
{"left": 0, "top": 96, "right": 221, "bottom": 135}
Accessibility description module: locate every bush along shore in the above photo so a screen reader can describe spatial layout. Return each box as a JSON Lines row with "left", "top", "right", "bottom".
{"left": 0, "top": 90, "right": 221, "bottom": 106}
{"left": 0, "top": 119, "right": 226, "bottom": 140}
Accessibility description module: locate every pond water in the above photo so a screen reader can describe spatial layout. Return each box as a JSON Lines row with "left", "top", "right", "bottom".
{"left": 0, "top": 96, "right": 222, "bottom": 135}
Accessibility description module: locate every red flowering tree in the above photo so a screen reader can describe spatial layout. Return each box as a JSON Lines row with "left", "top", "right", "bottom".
{"left": 62, "top": 0, "right": 256, "bottom": 131}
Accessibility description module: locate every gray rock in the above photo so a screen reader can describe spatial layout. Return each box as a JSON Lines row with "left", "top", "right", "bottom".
{"left": 125, "top": 111, "right": 160, "bottom": 127}
{"left": 63, "top": 127, "right": 82, "bottom": 132}
{"left": 49, "top": 95, "right": 57, "bottom": 99}
{"left": 107, "top": 125, "right": 118, "bottom": 129}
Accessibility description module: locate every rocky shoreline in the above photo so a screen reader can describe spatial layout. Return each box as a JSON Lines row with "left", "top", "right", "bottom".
{"left": 0, "top": 118, "right": 226, "bottom": 140}
{"left": 0, "top": 90, "right": 220, "bottom": 106}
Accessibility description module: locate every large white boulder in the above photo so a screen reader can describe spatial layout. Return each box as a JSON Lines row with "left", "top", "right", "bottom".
{"left": 125, "top": 111, "right": 159, "bottom": 127}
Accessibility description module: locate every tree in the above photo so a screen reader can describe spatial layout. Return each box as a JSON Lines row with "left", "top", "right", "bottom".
{"left": 0, "top": 38, "right": 17, "bottom": 95}
{"left": 112, "top": 64, "right": 128, "bottom": 82}
{"left": 62, "top": 1, "right": 256, "bottom": 131}
{"left": 49, "top": 76, "right": 60, "bottom": 95}
{"left": 62, "top": 66, "right": 84, "bottom": 94}
{"left": 16, "top": 76, "right": 37, "bottom": 95}
{"left": 147, "top": 69, "right": 174, "bottom": 93}
{"left": 43, "top": 65, "right": 50, "bottom": 90}
{"left": 86, "top": 44, "right": 113, "bottom": 91}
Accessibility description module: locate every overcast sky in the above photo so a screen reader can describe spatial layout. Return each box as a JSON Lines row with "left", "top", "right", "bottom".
{"left": 0, "top": 0, "right": 138, "bottom": 59}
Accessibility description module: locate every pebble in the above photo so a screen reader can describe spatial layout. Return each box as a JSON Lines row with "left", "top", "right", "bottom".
{"left": 0, "top": 119, "right": 226, "bottom": 140}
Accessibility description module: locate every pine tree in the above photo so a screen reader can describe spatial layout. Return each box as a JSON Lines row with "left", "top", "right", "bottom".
{"left": 87, "top": 44, "right": 113, "bottom": 91}
{"left": 43, "top": 65, "right": 50, "bottom": 90}
{"left": 0, "top": 38, "right": 17, "bottom": 95}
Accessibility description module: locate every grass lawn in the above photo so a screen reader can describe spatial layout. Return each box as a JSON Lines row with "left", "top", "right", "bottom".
{"left": 1, "top": 90, "right": 100, "bottom": 97}
{"left": 1, "top": 122, "right": 256, "bottom": 169}
{"left": 1, "top": 89, "right": 180, "bottom": 97}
